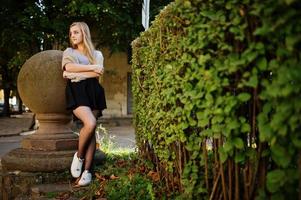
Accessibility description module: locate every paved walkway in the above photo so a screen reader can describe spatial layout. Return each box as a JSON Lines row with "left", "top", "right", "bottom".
{"left": 0, "top": 113, "right": 34, "bottom": 158}
{"left": 0, "top": 113, "right": 34, "bottom": 137}
{"left": 0, "top": 113, "right": 135, "bottom": 159}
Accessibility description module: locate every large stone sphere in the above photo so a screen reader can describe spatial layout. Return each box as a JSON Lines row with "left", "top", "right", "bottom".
{"left": 18, "top": 50, "right": 67, "bottom": 113}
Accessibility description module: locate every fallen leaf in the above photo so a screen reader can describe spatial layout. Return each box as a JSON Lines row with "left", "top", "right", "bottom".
{"left": 95, "top": 173, "right": 106, "bottom": 181}
{"left": 147, "top": 170, "right": 160, "bottom": 182}
{"left": 55, "top": 191, "right": 70, "bottom": 200}
{"left": 95, "top": 188, "right": 105, "bottom": 197}
{"left": 115, "top": 159, "right": 127, "bottom": 167}
{"left": 110, "top": 174, "right": 119, "bottom": 180}
{"left": 127, "top": 173, "right": 133, "bottom": 180}
{"left": 128, "top": 167, "right": 138, "bottom": 174}
{"left": 139, "top": 165, "right": 146, "bottom": 173}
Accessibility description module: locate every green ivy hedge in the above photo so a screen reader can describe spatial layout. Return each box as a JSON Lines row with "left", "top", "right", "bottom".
{"left": 132, "top": 0, "right": 301, "bottom": 199}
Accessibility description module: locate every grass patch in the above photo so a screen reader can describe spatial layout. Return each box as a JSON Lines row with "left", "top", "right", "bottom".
{"left": 72, "top": 150, "right": 175, "bottom": 200}
{"left": 45, "top": 191, "right": 58, "bottom": 198}
{"left": 67, "top": 124, "right": 177, "bottom": 199}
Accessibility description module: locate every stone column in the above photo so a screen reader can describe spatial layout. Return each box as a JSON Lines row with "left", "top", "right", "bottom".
{"left": 1, "top": 50, "right": 78, "bottom": 172}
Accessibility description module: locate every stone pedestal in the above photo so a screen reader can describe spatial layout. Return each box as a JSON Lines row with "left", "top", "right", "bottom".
{"left": 2, "top": 148, "right": 75, "bottom": 172}
{"left": 2, "top": 113, "right": 78, "bottom": 172}
{"left": 22, "top": 114, "right": 77, "bottom": 151}
{"left": 1, "top": 50, "right": 77, "bottom": 172}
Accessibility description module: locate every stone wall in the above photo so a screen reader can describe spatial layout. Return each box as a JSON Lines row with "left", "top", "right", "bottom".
{"left": 100, "top": 48, "right": 132, "bottom": 117}
{"left": 0, "top": 90, "right": 3, "bottom": 103}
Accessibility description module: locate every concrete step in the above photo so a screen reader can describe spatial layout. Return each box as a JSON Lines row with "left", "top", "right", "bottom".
{"left": 1, "top": 150, "right": 105, "bottom": 200}
{"left": 30, "top": 183, "right": 72, "bottom": 200}
{"left": 1, "top": 170, "right": 71, "bottom": 200}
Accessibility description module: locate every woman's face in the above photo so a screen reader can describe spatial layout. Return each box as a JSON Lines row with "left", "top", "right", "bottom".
{"left": 70, "top": 25, "right": 83, "bottom": 46}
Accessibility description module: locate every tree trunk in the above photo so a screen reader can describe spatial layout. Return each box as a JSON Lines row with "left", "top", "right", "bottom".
{"left": 3, "top": 87, "right": 10, "bottom": 117}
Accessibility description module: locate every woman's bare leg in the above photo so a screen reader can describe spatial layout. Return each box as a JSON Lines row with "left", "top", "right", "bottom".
{"left": 73, "top": 106, "right": 97, "bottom": 162}
{"left": 83, "top": 110, "right": 100, "bottom": 170}
{"left": 83, "top": 135, "right": 96, "bottom": 170}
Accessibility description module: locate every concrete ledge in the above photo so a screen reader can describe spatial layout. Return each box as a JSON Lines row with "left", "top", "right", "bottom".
{"left": 1, "top": 170, "right": 71, "bottom": 200}
{"left": 0, "top": 149, "right": 106, "bottom": 199}
{"left": 1, "top": 148, "right": 75, "bottom": 172}
{"left": 31, "top": 183, "right": 72, "bottom": 199}
{"left": 22, "top": 138, "right": 78, "bottom": 151}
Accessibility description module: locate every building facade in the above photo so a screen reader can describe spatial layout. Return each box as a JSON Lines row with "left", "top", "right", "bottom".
{"left": 100, "top": 48, "right": 132, "bottom": 117}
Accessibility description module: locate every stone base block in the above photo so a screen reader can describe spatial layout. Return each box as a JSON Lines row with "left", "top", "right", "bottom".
{"left": 1, "top": 148, "right": 75, "bottom": 172}
{"left": 1, "top": 170, "right": 71, "bottom": 200}
{"left": 21, "top": 134, "right": 78, "bottom": 151}
{"left": 1, "top": 148, "right": 106, "bottom": 172}
{"left": 1, "top": 149, "right": 106, "bottom": 199}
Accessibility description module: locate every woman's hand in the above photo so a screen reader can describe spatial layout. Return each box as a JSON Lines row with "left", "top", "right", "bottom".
{"left": 93, "top": 65, "right": 104, "bottom": 75}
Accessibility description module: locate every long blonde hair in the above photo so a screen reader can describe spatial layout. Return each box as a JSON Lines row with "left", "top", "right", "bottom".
{"left": 69, "top": 22, "right": 96, "bottom": 64}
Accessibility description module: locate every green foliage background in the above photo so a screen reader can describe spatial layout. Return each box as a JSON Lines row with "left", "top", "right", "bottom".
{"left": 132, "top": 0, "right": 301, "bottom": 199}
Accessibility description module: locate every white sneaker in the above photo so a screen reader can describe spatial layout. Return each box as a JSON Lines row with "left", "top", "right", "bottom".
{"left": 78, "top": 170, "right": 92, "bottom": 186}
{"left": 70, "top": 152, "right": 84, "bottom": 178}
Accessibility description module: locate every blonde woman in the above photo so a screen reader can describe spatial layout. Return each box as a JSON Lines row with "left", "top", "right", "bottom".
{"left": 62, "top": 22, "right": 106, "bottom": 186}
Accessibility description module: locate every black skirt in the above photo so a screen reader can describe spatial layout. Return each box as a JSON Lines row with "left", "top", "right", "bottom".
{"left": 65, "top": 78, "right": 107, "bottom": 117}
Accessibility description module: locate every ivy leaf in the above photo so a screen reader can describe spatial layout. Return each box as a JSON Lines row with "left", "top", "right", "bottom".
{"left": 212, "top": 124, "right": 222, "bottom": 133}
{"left": 222, "top": 127, "right": 231, "bottom": 137}
{"left": 219, "top": 147, "right": 228, "bottom": 163}
{"left": 233, "top": 137, "right": 244, "bottom": 149}
{"left": 198, "top": 118, "right": 209, "bottom": 128}
{"left": 266, "top": 169, "right": 286, "bottom": 193}
{"left": 201, "top": 129, "right": 213, "bottom": 137}
{"left": 245, "top": 75, "right": 258, "bottom": 88}
{"left": 234, "top": 152, "right": 245, "bottom": 163}
{"left": 254, "top": 23, "right": 269, "bottom": 36}
{"left": 197, "top": 54, "right": 211, "bottom": 65}
{"left": 181, "top": 122, "right": 189, "bottom": 129}
{"left": 255, "top": 42, "right": 265, "bottom": 51}
{"left": 224, "top": 141, "right": 233, "bottom": 152}
{"left": 284, "top": 0, "right": 296, "bottom": 5}
{"left": 259, "top": 124, "right": 272, "bottom": 142}
{"left": 257, "top": 57, "right": 267, "bottom": 70}
{"left": 189, "top": 118, "right": 197, "bottom": 126}
{"left": 263, "top": 103, "right": 272, "bottom": 114}
{"left": 241, "top": 123, "right": 251, "bottom": 133}
{"left": 228, "top": 120, "right": 240, "bottom": 130}
{"left": 271, "top": 144, "right": 291, "bottom": 168}
{"left": 237, "top": 93, "right": 251, "bottom": 102}
{"left": 246, "top": 51, "right": 258, "bottom": 62}
{"left": 276, "top": 47, "right": 290, "bottom": 57}
{"left": 197, "top": 186, "right": 207, "bottom": 194}
{"left": 212, "top": 115, "right": 224, "bottom": 124}
{"left": 271, "top": 193, "right": 285, "bottom": 200}
{"left": 191, "top": 151, "right": 199, "bottom": 159}
{"left": 183, "top": 164, "right": 191, "bottom": 176}
{"left": 291, "top": 134, "right": 301, "bottom": 148}
{"left": 239, "top": 117, "right": 247, "bottom": 123}
{"left": 285, "top": 35, "right": 300, "bottom": 51}
{"left": 186, "top": 143, "right": 194, "bottom": 151}
{"left": 246, "top": 148, "right": 257, "bottom": 161}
